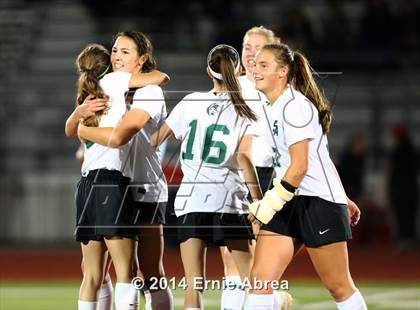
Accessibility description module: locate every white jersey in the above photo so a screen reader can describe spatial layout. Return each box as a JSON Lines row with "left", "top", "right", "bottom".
{"left": 127, "top": 85, "right": 168, "bottom": 203}
{"left": 81, "top": 72, "right": 132, "bottom": 177}
{"left": 165, "top": 92, "right": 260, "bottom": 216}
{"left": 238, "top": 75, "right": 273, "bottom": 167}
{"left": 266, "top": 84, "right": 347, "bottom": 204}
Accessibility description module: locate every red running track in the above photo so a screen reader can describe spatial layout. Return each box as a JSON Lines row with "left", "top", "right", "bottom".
{"left": 0, "top": 245, "right": 419, "bottom": 281}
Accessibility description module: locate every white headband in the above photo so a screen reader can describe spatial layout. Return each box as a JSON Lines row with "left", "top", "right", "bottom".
{"left": 207, "top": 44, "right": 241, "bottom": 81}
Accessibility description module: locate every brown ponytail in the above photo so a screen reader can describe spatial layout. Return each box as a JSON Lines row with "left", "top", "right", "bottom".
{"left": 262, "top": 44, "right": 332, "bottom": 133}
{"left": 75, "top": 44, "right": 110, "bottom": 127}
{"left": 208, "top": 45, "right": 257, "bottom": 121}
{"left": 291, "top": 51, "right": 332, "bottom": 133}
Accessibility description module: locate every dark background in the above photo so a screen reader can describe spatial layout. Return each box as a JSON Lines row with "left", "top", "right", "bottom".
{"left": 0, "top": 0, "right": 419, "bottom": 251}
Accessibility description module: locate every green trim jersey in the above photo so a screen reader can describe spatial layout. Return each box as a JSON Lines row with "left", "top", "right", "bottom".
{"left": 128, "top": 85, "right": 168, "bottom": 203}
{"left": 165, "top": 92, "right": 261, "bottom": 216}
{"left": 266, "top": 84, "right": 347, "bottom": 204}
{"left": 81, "top": 72, "right": 132, "bottom": 178}
{"left": 238, "top": 75, "right": 273, "bottom": 167}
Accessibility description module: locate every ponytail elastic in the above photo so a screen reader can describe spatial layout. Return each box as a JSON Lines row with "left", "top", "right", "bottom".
{"left": 207, "top": 61, "right": 240, "bottom": 80}
{"left": 289, "top": 49, "right": 295, "bottom": 62}
{"left": 96, "top": 64, "right": 110, "bottom": 79}
{"left": 207, "top": 44, "right": 241, "bottom": 80}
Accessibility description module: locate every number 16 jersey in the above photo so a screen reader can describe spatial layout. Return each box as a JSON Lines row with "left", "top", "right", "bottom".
{"left": 165, "top": 92, "right": 260, "bottom": 216}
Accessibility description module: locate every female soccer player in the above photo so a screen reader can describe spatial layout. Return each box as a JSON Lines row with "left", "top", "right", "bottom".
{"left": 66, "top": 36, "right": 168, "bottom": 310}
{"left": 244, "top": 43, "right": 367, "bottom": 310}
{"left": 219, "top": 26, "right": 285, "bottom": 310}
{"left": 240, "top": 26, "right": 280, "bottom": 193}
{"left": 78, "top": 31, "right": 173, "bottom": 310}
{"left": 151, "top": 44, "right": 262, "bottom": 310}
{"left": 73, "top": 43, "right": 139, "bottom": 310}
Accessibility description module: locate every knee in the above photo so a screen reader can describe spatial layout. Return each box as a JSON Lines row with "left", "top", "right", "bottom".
{"left": 249, "top": 265, "right": 267, "bottom": 284}
{"left": 324, "top": 280, "right": 355, "bottom": 301}
{"left": 224, "top": 260, "right": 239, "bottom": 276}
{"left": 250, "top": 263, "right": 277, "bottom": 282}
{"left": 113, "top": 264, "right": 133, "bottom": 283}
{"left": 249, "top": 267, "right": 258, "bottom": 281}
{"left": 83, "top": 270, "right": 104, "bottom": 290}
{"left": 248, "top": 266, "right": 276, "bottom": 294}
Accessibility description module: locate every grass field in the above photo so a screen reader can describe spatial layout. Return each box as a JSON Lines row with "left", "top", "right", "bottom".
{"left": 1, "top": 280, "right": 419, "bottom": 309}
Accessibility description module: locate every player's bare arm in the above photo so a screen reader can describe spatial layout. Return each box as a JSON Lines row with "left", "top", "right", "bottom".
{"left": 150, "top": 122, "right": 174, "bottom": 148}
{"left": 282, "top": 139, "right": 310, "bottom": 187}
{"left": 237, "top": 134, "right": 263, "bottom": 201}
{"left": 129, "top": 70, "right": 169, "bottom": 88}
{"left": 64, "top": 94, "right": 108, "bottom": 137}
{"left": 78, "top": 108, "right": 150, "bottom": 147}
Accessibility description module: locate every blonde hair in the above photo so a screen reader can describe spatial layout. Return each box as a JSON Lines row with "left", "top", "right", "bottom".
{"left": 243, "top": 26, "right": 281, "bottom": 45}
{"left": 75, "top": 44, "right": 110, "bottom": 127}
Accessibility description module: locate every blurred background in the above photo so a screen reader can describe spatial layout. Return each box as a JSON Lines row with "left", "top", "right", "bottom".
{"left": 0, "top": 0, "right": 419, "bottom": 309}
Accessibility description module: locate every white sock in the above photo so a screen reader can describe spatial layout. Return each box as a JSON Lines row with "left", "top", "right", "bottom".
{"left": 274, "top": 290, "right": 293, "bottom": 310}
{"left": 98, "top": 280, "right": 113, "bottom": 310}
{"left": 273, "top": 290, "right": 281, "bottom": 309}
{"left": 144, "top": 290, "right": 152, "bottom": 310}
{"left": 150, "top": 289, "right": 174, "bottom": 310}
{"left": 134, "top": 290, "right": 139, "bottom": 310}
{"left": 115, "top": 282, "right": 138, "bottom": 310}
{"left": 336, "top": 289, "right": 367, "bottom": 310}
{"left": 243, "top": 293, "right": 274, "bottom": 310}
{"left": 221, "top": 276, "right": 245, "bottom": 310}
{"left": 186, "top": 308, "right": 201, "bottom": 310}
{"left": 78, "top": 300, "right": 98, "bottom": 310}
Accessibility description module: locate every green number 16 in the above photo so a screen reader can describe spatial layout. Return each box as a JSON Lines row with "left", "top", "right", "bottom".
{"left": 182, "top": 119, "right": 230, "bottom": 164}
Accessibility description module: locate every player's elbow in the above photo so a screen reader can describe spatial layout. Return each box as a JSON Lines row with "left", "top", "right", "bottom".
{"left": 237, "top": 152, "right": 253, "bottom": 167}
{"left": 290, "top": 155, "right": 308, "bottom": 177}
{"left": 237, "top": 152, "right": 248, "bottom": 163}
{"left": 108, "top": 134, "right": 127, "bottom": 147}
{"left": 290, "top": 161, "right": 308, "bottom": 179}
{"left": 295, "top": 164, "right": 308, "bottom": 179}
{"left": 64, "top": 125, "right": 76, "bottom": 137}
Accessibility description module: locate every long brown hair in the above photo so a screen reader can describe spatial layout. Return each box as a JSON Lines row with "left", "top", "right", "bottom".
{"left": 208, "top": 45, "right": 257, "bottom": 121}
{"left": 262, "top": 43, "right": 332, "bottom": 133}
{"left": 75, "top": 43, "right": 110, "bottom": 127}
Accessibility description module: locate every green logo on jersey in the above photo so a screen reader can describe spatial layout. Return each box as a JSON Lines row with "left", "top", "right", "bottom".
{"left": 272, "top": 146, "right": 281, "bottom": 167}
{"left": 207, "top": 103, "right": 220, "bottom": 116}
{"left": 85, "top": 141, "right": 94, "bottom": 149}
{"left": 273, "top": 120, "right": 279, "bottom": 136}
